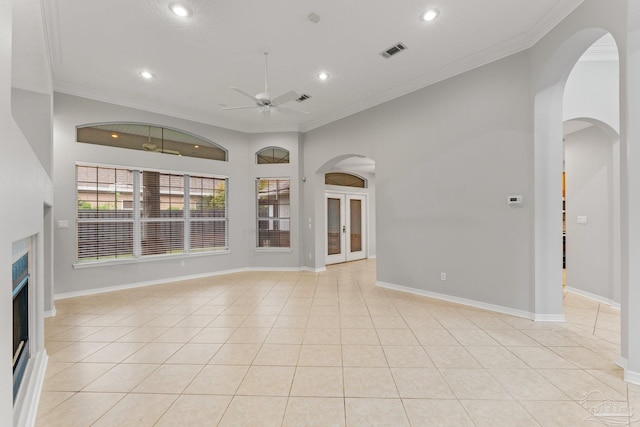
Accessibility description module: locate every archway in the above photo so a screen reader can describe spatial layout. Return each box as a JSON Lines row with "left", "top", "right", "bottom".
{"left": 533, "top": 27, "right": 614, "bottom": 321}
{"left": 563, "top": 118, "right": 621, "bottom": 309}
{"left": 315, "top": 155, "right": 376, "bottom": 267}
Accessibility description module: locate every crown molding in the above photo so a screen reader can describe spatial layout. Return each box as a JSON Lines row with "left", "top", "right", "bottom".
{"left": 50, "top": 1, "right": 583, "bottom": 135}
{"left": 41, "top": 0, "right": 62, "bottom": 74}
{"left": 300, "top": 0, "right": 584, "bottom": 133}
{"left": 54, "top": 80, "right": 302, "bottom": 134}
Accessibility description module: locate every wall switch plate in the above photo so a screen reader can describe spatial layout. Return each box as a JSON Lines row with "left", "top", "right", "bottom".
{"left": 57, "top": 220, "right": 69, "bottom": 229}
{"left": 441, "top": 272, "right": 446, "bottom": 280}
{"left": 577, "top": 216, "right": 588, "bottom": 224}
{"left": 507, "top": 195, "right": 524, "bottom": 207}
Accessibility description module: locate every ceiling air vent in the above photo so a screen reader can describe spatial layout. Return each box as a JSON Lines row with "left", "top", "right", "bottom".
{"left": 296, "top": 94, "right": 312, "bottom": 102}
{"left": 381, "top": 42, "right": 407, "bottom": 59}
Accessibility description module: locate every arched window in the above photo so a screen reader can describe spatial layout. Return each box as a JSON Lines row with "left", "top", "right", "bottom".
{"left": 256, "top": 146, "right": 290, "bottom": 164}
{"left": 77, "top": 123, "right": 227, "bottom": 161}
{"left": 325, "top": 172, "right": 366, "bottom": 188}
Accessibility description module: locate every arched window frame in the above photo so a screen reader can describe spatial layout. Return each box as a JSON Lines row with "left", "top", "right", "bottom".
{"left": 76, "top": 122, "right": 228, "bottom": 161}
{"left": 256, "top": 146, "right": 290, "bottom": 164}
{"left": 325, "top": 172, "right": 367, "bottom": 188}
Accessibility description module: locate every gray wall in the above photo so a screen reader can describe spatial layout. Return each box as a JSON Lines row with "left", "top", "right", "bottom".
{"left": 303, "top": 51, "right": 534, "bottom": 312}
{"left": 11, "top": 87, "right": 55, "bottom": 314}
{"left": 1, "top": 0, "right": 53, "bottom": 421}
{"left": 11, "top": 88, "right": 53, "bottom": 176}
{"left": 564, "top": 60, "right": 620, "bottom": 133}
{"left": 565, "top": 125, "right": 616, "bottom": 302}
{"left": 53, "top": 94, "right": 303, "bottom": 296}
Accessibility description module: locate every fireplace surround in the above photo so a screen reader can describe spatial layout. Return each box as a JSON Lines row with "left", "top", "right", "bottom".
{"left": 12, "top": 252, "right": 30, "bottom": 402}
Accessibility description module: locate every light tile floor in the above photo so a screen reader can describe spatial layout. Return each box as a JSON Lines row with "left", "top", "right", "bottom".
{"left": 37, "top": 260, "right": 639, "bottom": 426}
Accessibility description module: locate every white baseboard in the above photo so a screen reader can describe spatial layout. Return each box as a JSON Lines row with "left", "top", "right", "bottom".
{"left": 14, "top": 350, "right": 48, "bottom": 427}
{"left": 375, "top": 280, "right": 535, "bottom": 320}
{"left": 245, "top": 267, "right": 308, "bottom": 272}
{"left": 55, "top": 267, "right": 248, "bottom": 300}
{"left": 367, "top": 255, "right": 377, "bottom": 259}
{"left": 565, "top": 286, "right": 620, "bottom": 310}
{"left": 301, "top": 266, "right": 327, "bottom": 273}
{"left": 624, "top": 368, "right": 640, "bottom": 386}
{"left": 55, "top": 266, "right": 326, "bottom": 300}
{"left": 616, "top": 356, "right": 627, "bottom": 369}
{"left": 534, "top": 313, "right": 566, "bottom": 322}
{"left": 44, "top": 306, "right": 56, "bottom": 318}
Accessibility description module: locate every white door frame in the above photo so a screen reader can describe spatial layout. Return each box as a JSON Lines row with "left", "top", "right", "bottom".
{"left": 325, "top": 192, "right": 367, "bottom": 265}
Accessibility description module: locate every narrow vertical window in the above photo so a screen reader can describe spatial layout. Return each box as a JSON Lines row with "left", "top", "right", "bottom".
{"left": 140, "top": 172, "right": 185, "bottom": 256}
{"left": 257, "top": 178, "right": 291, "bottom": 248}
{"left": 189, "top": 176, "right": 228, "bottom": 252}
{"left": 77, "top": 166, "right": 136, "bottom": 261}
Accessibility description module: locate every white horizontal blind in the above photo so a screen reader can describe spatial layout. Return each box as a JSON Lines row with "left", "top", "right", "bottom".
{"left": 189, "top": 176, "right": 228, "bottom": 252}
{"left": 257, "top": 178, "right": 291, "bottom": 248}
{"left": 77, "top": 166, "right": 136, "bottom": 261}
{"left": 141, "top": 171, "right": 185, "bottom": 256}
{"left": 77, "top": 165, "right": 227, "bottom": 263}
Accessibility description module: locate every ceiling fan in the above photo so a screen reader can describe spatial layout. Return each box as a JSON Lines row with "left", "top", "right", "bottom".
{"left": 222, "top": 51, "right": 308, "bottom": 119}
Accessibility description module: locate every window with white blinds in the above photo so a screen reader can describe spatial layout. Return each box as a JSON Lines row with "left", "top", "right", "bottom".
{"left": 256, "top": 178, "right": 291, "bottom": 248}
{"left": 77, "top": 165, "right": 227, "bottom": 263}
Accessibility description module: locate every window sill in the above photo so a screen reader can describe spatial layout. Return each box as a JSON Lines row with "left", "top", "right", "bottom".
{"left": 254, "top": 248, "right": 292, "bottom": 253}
{"left": 73, "top": 249, "right": 231, "bottom": 269}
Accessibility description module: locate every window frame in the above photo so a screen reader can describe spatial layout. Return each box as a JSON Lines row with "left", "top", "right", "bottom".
{"left": 76, "top": 122, "right": 228, "bottom": 162}
{"left": 255, "top": 177, "right": 291, "bottom": 250}
{"left": 256, "top": 146, "right": 290, "bottom": 164}
{"left": 75, "top": 162, "right": 229, "bottom": 267}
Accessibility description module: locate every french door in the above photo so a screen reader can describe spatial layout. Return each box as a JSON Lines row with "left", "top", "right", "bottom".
{"left": 325, "top": 193, "right": 367, "bottom": 265}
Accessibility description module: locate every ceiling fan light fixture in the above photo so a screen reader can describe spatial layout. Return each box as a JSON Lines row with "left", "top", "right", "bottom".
{"left": 139, "top": 70, "right": 154, "bottom": 79}
{"left": 422, "top": 8, "right": 439, "bottom": 22}
{"left": 169, "top": 3, "right": 191, "bottom": 18}
{"left": 317, "top": 71, "right": 330, "bottom": 81}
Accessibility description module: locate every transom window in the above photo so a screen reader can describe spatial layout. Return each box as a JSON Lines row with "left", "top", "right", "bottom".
{"left": 77, "top": 123, "right": 227, "bottom": 161}
{"left": 256, "top": 178, "right": 290, "bottom": 248}
{"left": 256, "top": 146, "right": 290, "bottom": 164}
{"left": 77, "top": 165, "right": 227, "bottom": 263}
{"left": 325, "top": 172, "right": 366, "bottom": 188}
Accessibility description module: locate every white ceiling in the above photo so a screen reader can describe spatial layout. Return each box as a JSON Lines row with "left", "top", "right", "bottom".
{"left": 27, "top": 0, "right": 585, "bottom": 133}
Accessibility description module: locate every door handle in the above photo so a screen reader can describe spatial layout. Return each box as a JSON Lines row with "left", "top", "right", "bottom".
{"left": 342, "top": 225, "right": 346, "bottom": 233}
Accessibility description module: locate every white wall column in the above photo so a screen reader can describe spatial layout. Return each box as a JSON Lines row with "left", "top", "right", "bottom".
{"left": 533, "top": 83, "right": 566, "bottom": 320}
{"left": 623, "top": 0, "right": 640, "bottom": 384}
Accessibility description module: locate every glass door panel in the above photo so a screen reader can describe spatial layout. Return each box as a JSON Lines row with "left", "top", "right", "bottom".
{"left": 350, "top": 199, "right": 362, "bottom": 252}
{"left": 327, "top": 198, "right": 342, "bottom": 255}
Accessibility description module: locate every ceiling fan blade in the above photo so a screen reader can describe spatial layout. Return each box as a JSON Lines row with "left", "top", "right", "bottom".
{"left": 231, "top": 87, "right": 259, "bottom": 103}
{"left": 261, "top": 108, "right": 271, "bottom": 120}
{"left": 272, "top": 90, "right": 300, "bottom": 106}
{"left": 277, "top": 105, "right": 308, "bottom": 115}
{"left": 221, "top": 105, "right": 258, "bottom": 111}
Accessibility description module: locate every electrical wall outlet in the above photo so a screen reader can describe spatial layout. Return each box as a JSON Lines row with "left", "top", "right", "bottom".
{"left": 440, "top": 272, "right": 446, "bottom": 281}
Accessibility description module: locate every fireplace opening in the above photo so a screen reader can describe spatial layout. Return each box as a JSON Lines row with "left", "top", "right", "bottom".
{"left": 12, "top": 252, "right": 30, "bottom": 402}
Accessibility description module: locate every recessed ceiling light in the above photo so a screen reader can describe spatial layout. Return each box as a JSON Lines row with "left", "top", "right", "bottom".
{"left": 422, "top": 9, "right": 439, "bottom": 22}
{"left": 111, "top": 134, "right": 119, "bottom": 138}
{"left": 194, "top": 145, "right": 199, "bottom": 149}
{"left": 169, "top": 3, "right": 191, "bottom": 17}
{"left": 317, "top": 72, "right": 330, "bottom": 81}
{"left": 139, "top": 70, "right": 154, "bottom": 79}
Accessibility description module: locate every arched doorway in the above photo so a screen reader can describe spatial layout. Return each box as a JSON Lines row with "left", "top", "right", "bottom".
{"left": 563, "top": 118, "right": 621, "bottom": 307}
{"left": 316, "top": 155, "right": 376, "bottom": 266}
{"left": 533, "top": 28, "right": 617, "bottom": 321}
